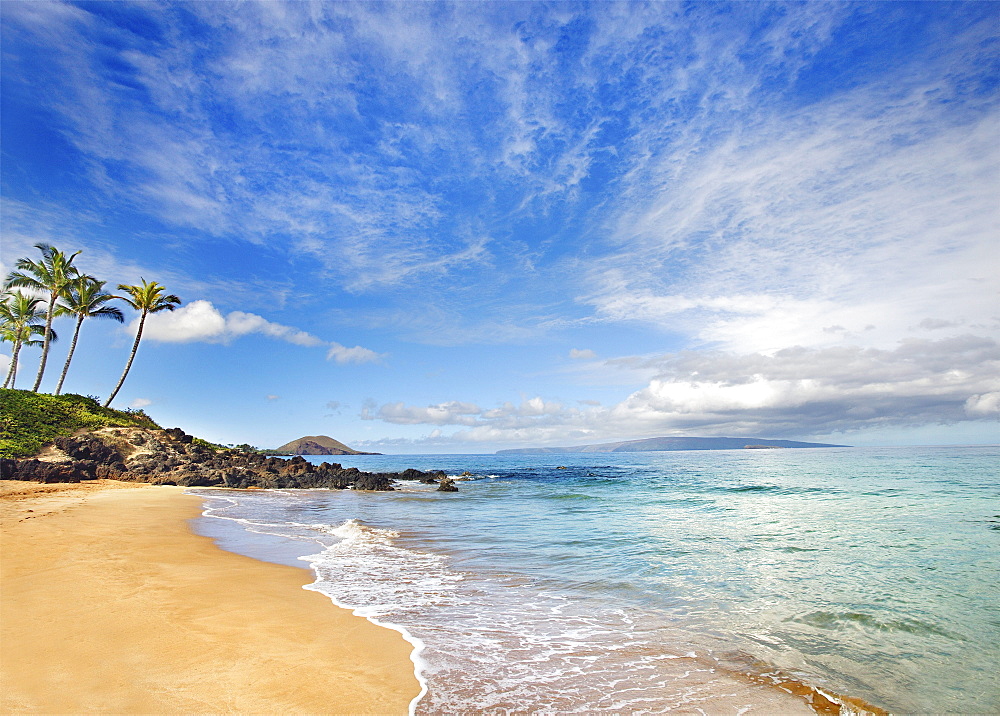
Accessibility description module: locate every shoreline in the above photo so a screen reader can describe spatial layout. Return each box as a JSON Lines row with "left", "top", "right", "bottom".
{"left": 0, "top": 479, "right": 420, "bottom": 714}
{"left": 192, "top": 488, "right": 433, "bottom": 712}
{"left": 198, "top": 484, "right": 875, "bottom": 715}
{"left": 1, "top": 479, "right": 890, "bottom": 715}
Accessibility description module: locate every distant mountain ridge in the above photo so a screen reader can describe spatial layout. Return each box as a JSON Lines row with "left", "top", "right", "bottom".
{"left": 272, "top": 435, "right": 379, "bottom": 455}
{"left": 496, "top": 436, "right": 847, "bottom": 455}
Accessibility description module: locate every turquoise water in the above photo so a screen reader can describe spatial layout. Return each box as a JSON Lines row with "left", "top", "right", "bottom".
{"left": 193, "top": 446, "right": 999, "bottom": 714}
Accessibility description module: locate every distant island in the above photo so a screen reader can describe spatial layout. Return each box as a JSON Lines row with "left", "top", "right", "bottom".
{"left": 496, "top": 436, "right": 847, "bottom": 455}
{"left": 270, "top": 435, "right": 380, "bottom": 456}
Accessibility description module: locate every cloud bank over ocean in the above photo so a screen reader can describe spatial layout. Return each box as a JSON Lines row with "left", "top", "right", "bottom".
{"left": 2, "top": 1, "right": 997, "bottom": 450}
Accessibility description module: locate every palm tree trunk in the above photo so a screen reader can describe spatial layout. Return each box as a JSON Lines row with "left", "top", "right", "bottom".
{"left": 3, "top": 340, "right": 22, "bottom": 389}
{"left": 54, "top": 315, "right": 84, "bottom": 395}
{"left": 31, "top": 291, "right": 57, "bottom": 392}
{"left": 104, "top": 311, "right": 146, "bottom": 408}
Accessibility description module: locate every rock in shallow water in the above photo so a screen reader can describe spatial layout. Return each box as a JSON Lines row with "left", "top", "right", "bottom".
{"left": 437, "top": 477, "right": 459, "bottom": 492}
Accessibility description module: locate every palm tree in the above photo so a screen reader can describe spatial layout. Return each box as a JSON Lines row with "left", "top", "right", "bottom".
{"left": 104, "top": 279, "right": 181, "bottom": 407}
{"left": 1, "top": 291, "right": 56, "bottom": 389}
{"left": 52, "top": 275, "right": 125, "bottom": 395}
{"left": 4, "top": 243, "right": 80, "bottom": 392}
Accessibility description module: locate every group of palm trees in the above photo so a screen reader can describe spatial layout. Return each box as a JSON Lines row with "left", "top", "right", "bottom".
{"left": 1, "top": 243, "right": 181, "bottom": 407}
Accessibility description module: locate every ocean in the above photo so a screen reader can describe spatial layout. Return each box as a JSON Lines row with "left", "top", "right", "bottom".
{"left": 191, "top": 446, "right": 999, "bottom": 715}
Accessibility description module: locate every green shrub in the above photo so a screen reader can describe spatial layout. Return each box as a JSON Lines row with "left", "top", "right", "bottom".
{"left": 0, "top": 389, "right": 162, "bottom": 459}
{"left": 191, "top": 437, "right": 223, "bottom": 451}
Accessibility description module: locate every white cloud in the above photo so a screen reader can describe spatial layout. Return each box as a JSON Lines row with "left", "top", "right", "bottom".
{"left": 5, "top": 3, "right": 997, "bottom": 448}
{"left": 11, "top": 2, "right": 993, "bottom": 350}
{"left": 129, "top": 398, "right": 152, "bottom": 408}
{"left": 225, "top": 311, "right": 323, "bottom": 347}
{"left": 326, "top": 342, "right": 384, "bottom": 365}
{"left": 483, "top": 397, "right": 566, "bottom": 420}
{"left": 365, "top": 400, "right": 483, "bottom": 426}
{"left": 266, "top": 394, "right": 280, "bottom": 401}
{"left": 138, "top": 299, "right": 322, "bottom": 346}
{"left": 603, "top": 336, "right": 1000, "bottom": 436}
{"left": 965, "top": 392, "right": 1000, "bottom": 417}
{"left": 137, "top": 300, "right": 384, "bottom": 365}
{"left": 138, "top": 300, "right": 227, "bottom": 343}
{"left": 360, "top": 336, "right": 1000, "bottom": 445}
{"left": 1, "top": 1, "right": 504, "bottom": 294}
{"left": 583, "top": 75, "right": 1000, "bottom": 355}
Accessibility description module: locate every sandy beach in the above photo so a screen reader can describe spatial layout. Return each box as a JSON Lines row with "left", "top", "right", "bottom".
{"left": 0, "top": 480, "right": 420, "bottom": 714}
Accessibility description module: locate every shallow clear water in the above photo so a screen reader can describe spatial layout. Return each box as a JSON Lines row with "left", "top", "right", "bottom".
{"left": 192, "top": 446, "right": 1000, "bottom": 714}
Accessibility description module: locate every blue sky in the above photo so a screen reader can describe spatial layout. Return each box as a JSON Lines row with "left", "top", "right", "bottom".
{"left": 2, "top": 1, "right": 998, "bottom": 452}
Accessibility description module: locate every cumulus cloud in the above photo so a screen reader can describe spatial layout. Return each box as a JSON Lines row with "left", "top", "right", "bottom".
{"left": 607, "top": 336, "right": 1000, "bottom": 437}
{"left": 129, "top": 398, "right": 152, "bottom": 408}
{"left": 225, "top": 311, "right": 323, "bottom": 347}
{"left": 139, "top": 300, "right": 324, "bottom": 346}
{"left": 135, "top": 300, "right": 382, "bottom": 363}
{"left": 965, "top": 392, "right": 1000, "bottom": 417}
{"left": 137, "top": 300, "right": 226, "bottom": 343}
{"left": 360, "top": 397, "right": 577, "bottom": 430}
{"left": 364, "top": 400, "right": 484, "bottom": 426}
{"left": 483, "top": 397, "right": 565, "bottom": 420}
{"left": 569, "top": 348, "right": 597, "bottom": 360}
{"left": 360, "top": 336, "right": 1000, "bottom": 445}
{"left": 326, "top": 342, "right": 384, "bottom": 364}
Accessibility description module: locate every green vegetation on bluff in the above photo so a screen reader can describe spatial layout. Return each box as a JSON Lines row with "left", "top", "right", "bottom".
{"left": 0, "top": 388, "right": 160, "bottom": 459}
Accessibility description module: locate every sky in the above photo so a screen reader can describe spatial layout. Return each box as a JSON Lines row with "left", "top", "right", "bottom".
{"left": 1, "top": 1, "right": 998, "bottom": 453}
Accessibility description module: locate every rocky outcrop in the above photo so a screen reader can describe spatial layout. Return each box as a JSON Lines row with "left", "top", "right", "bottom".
{"left": 437, "top": 476, "right": 459, "bottom": 492}
{"left": 53, "top": 435, "right": 124, "bottom": 465}
{"left": 0, "top": 428, "right": 454, "bottom": 492}
{"left": 0, "top": 458, "right": 98, "bottom": 483}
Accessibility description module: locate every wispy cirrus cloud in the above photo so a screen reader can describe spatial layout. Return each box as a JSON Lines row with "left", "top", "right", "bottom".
{"left": 579, "top": 12, "right": 999, "bottom": 355}
{"left": 3, "top": 2, "right": 494, "bottom": 288}
{"left": 0, "top": 198, "right": 297, "bottom": 315}
{"left": 12, "top": 2, "right": 993, "bottom": 334}
{"left": 4, "top": 2, "right": 997, "bottom": 445}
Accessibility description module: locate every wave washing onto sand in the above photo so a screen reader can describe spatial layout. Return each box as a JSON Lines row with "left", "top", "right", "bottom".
{"left": 195, "top": 490, "right": 851, "bottom": 714}
{"left": 305, "top": 521, "right": 883, "bottom": 714}
{"left": 194, "top": 493, "right": 435, "bottom": 709}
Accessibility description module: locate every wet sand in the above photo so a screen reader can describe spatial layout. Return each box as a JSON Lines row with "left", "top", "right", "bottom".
{"left": 0, "top": 480, "right": 419, "bottom": 714}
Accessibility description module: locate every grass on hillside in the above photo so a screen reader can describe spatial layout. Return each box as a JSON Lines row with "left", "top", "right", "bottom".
{"left": 0, "top": 389, "right": 162, "bottom": 459}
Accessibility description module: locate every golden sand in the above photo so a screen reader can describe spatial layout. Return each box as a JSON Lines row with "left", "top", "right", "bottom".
{"left": 0, "top": 480, "right": 419, "bottom": 714}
